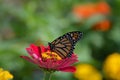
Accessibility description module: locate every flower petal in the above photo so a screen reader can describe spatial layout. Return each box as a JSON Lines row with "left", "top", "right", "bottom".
{"left": 26, "top": 44, "right": 41, "bottom": 58}
{"left": 40, "top": 45, "right": 48, "bottom": 53}
{"left": 58, "top": 66, "right": 76, "bottom": 72}
{"left": 57, "top": 54, "right": 78, "bottom": 68}
{"left": 26, "top": 48, "right": 33, "bottom": 56}
{"left": 20, "top": 56, "right": 39, "bottom": 64}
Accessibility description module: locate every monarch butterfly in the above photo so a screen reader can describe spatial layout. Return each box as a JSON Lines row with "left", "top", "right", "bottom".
{"left": 48, "top": 31, "right": 83, "bottom": 59}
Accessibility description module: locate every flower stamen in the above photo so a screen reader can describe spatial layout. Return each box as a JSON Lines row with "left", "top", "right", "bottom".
{"left": 41, "top": 51, "right": 62, "bottom": 61}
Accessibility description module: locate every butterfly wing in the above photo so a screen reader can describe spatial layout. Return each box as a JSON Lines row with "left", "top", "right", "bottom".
{"left": 48, "top": 31, "right": 83, "bottom": 59}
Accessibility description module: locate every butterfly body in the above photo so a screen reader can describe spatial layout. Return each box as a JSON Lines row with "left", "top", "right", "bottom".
{"left": 48, "top": 31, "right": 83, "bottom": 59}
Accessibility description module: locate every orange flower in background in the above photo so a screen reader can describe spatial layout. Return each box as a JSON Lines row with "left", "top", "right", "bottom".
{"left": 73, "top": 4, "right": 96, "bottom": 19}
{"left": 72, "top": 1, "right": 110, "bottom": 19}
{"left": 96, "top": 2, "right": 110, "bottom": 15}
{"left": 74, "top": 64, "right": 102, "bottom": 80}
{"left": 93, "top": 20, "right": 111, "bottom": 31}
{"left": 103, "top": 53, "right": 120, "bottom": 80}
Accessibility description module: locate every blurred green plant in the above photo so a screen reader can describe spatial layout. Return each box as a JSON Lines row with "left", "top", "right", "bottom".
{"left": 0, "top": 0, "right": 120, "bottom": 80}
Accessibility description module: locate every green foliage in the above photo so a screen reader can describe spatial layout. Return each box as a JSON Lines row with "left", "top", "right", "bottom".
{"left": 0, "top": 0, "right": 120, "bottom": 80}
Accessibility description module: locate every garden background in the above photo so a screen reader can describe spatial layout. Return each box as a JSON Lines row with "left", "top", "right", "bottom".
{"left": 0, "top": 0, "right": 120, "bottom": 80}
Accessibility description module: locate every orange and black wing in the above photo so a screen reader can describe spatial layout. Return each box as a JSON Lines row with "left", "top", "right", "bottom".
{"left": 48, "top": 31, "right": 83, "bottom": 59}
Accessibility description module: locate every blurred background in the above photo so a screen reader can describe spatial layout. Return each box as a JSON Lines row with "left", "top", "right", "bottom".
{"left": 0, "top": 0, "right": 120, "bottom": 80}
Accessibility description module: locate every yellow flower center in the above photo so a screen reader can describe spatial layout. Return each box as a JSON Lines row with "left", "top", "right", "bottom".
{"left": 41, "top": 51, "right": 62, "bottom": 61}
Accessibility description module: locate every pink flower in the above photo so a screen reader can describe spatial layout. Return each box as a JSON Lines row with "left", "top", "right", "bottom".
{"left": 21, "top": 44, "right": 78, "bottom": 72}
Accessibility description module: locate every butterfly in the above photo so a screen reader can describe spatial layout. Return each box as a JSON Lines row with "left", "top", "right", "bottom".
{"left": 48, "top": 31, "right": 83, "bottom": 59}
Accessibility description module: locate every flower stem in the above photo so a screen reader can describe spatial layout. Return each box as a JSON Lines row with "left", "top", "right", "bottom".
{"left": 43, "top": 72, "right": 52, "bottom": 80}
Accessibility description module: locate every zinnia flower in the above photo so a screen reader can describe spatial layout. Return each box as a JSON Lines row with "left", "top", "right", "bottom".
{"left": 72, "top": 1, "right": 110, "bottom": 19}
{"left": 74, "top": 64, "right": 102, "bottom": 80}
{"left": 73, "top": 3, "right": 96, "bottom": 19}
{"left": 21, "top": 44, "right": 78, "bottom": 80}
{"left": 103, "top": 53, "right": 120, "bottom": 80}
{"left": 21, "top": 44, "right": 78, "bottom": 73}
{"left": 93, "top": 20, "right": 111, "bottom": 31}
{"left": 0, "top": 68, "right": 13, "bottom": 80}
{"left": 96, "top": 1, "right": 110, "bottom": 15}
